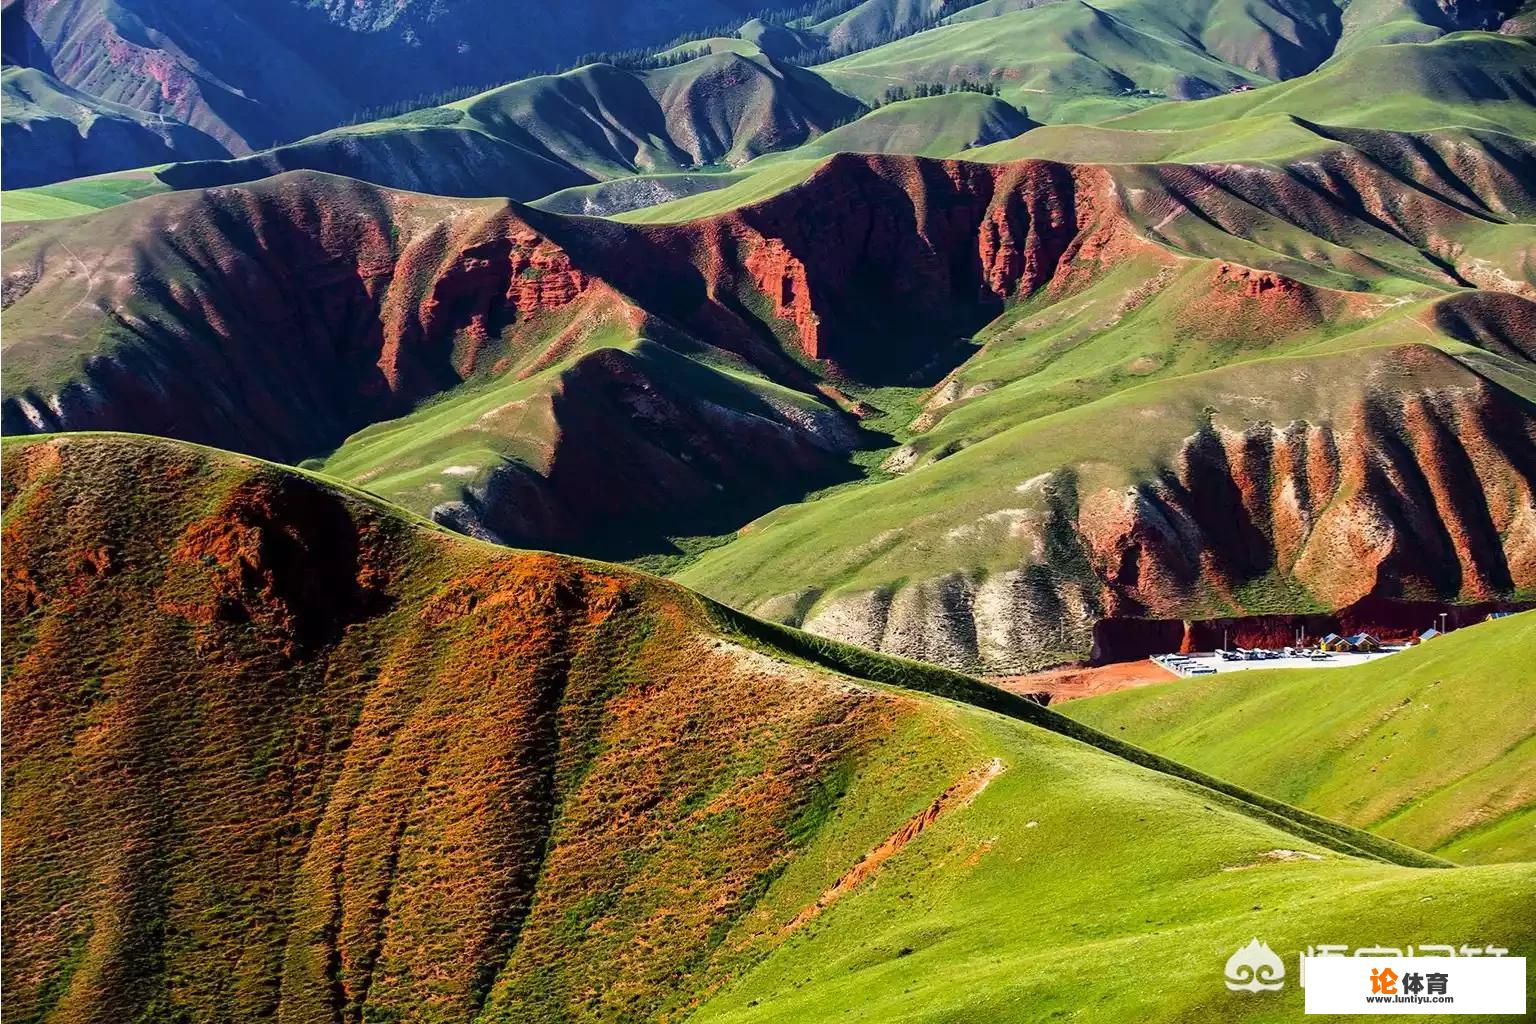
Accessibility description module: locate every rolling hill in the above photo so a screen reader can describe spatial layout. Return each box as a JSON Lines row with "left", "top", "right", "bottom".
{"left": 0, "top": 0, "right": 811, "bottom": 183}
{"left": 1066, "top": 611, "right": 1536, "bottom": 864}
{"left": 615, "top": 29, "right": 1536, "bottom": 221}
{"left": 0, "top": 65, "right": 225, "bottom": 188}
{"left": 0, "top": 167, "right": 168, "bottom": 221}
{"left": 154, "top": 47, "right": 863, "bottom": 201}
{"left": 5, "top": 431, "right": 1533, "bottom": 1023}
{"left": 5, "top": 77, "right": 1535, "bottom": 658}
{"left": 16, "top": 0, "right": 1523, "bottom": 209}
{"left": 559, "top": 26, "right": 1536, "bottom": 223}
{"left": 535, "top": 90, "right": 1036, "bottom": 218}
{"left": 975, "top": 30, "right": 1536, "bottom": 164}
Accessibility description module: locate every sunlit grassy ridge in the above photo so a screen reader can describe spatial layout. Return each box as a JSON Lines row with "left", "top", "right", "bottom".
{"left": 622, "top": 32, "right": 1536, "bottom": 223}
{"left": 1066, "top": 612, "right": 1536, "bottom": 865}
{"left": 6, "top": 432, "right": 1532, "bottom": 1023}
{"left": 973, "top": 32, "right": 1536, "bottom": 165}
{"left": 675, "top": 307, "right": 1536, "bottom": 621}
{"left": 1, "top": 169, "right": 171, "bottom": 222}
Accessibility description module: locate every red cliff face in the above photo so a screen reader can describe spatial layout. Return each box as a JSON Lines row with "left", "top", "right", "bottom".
{"left": 1077, "top": 348, "right": 1536, "bottom": 621}
{"left": 5, "top": 156, "right": 1131, "bottom": 458}
{"left": 385, "top": 209, "right": 596, "bottom": 383}
{"left": 743, "top": 236, "right": 824, "bottom": 356}
{"left": 689, "top": 155, "right": 1093, "bottom": 369}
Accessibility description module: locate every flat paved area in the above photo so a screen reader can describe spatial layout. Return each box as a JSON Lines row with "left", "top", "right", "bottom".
{"left": 1166, "top": 649, "right": 1404, "bottom": 674}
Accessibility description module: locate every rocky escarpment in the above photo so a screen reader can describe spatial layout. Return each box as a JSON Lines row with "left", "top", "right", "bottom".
{"left": 1078, "top": 352, "right": 1536, "bottom": 617}
{"left": 2, "top": 155, "right": 1117, "bottom": 553}
{"left": 3, "top": 155, "right": 1110, "bottom": 450}
{"left": 638, "top": 154, "right": 1124, "bottom": 382}
{"left": 1, "top": 177, "right": 605, "bottom": 458}
{"left": 781, "top": 345, "right": 1536, "bottom": 674}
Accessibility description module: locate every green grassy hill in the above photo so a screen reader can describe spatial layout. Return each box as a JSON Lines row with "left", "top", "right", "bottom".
{"left": 816, "top": 0, "right": 1273, "bottom": 122}
{"left": 1065, "top": 612, "right": 1536, "bottom": 865}
{"left": 576, "top": 90, "right": 1036, "bottom": 220}
{"left": 631, "top": 30, "right": 1536, "bottom": 224}
{"left": 975, "top": 31, "right": 1536, "bottom": 166}
{"left": 751, "top": 89, "right": 1037, "bottom": 162}
{"left": 62, "top": 0, "right": 1524, "bottom": 215}
{"left": 1, "top": 66, "right": 225, "bottom": 188}
{"left": 1, "top": 168, "right": 171, "bottom": 222}
{"left": 5, "top": 432, "right": 1533, "bottom": 1023}
{"left": 155, "top": 47, "right": 862, "bottom": 200}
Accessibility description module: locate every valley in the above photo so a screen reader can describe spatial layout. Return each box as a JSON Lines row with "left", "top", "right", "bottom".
{"left": 6, "top": 32, "right": 1534, "bottom": 668}
{"left": 3, "top": 1, "right": 1535, "bottom": 1020}
{"left": 4, "top": 433, "right": 1532, "bottom": 1022}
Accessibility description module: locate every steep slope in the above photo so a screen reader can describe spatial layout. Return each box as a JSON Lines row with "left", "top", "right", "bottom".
{"left": 6, "top": 128, "right": 1535, "bottom": 660}
{"left": 831, "top": 0, "right": 1522, "bottom": 120}
{"left": 0, "top": 0, "right": 808, "bottom": 177}
{"left": 0, "top": 156, "right": 1123, "bottom": 554}
{"left": 0, "top": 65, "right": 226, "bottom": 187}
{"left": 6, "top": 433, "right": 1533, "bottom": 1024}
{"left": 154, "top": 49, "right": 863, "bottom": 200}
{"left": 1066, "top": 612, "right": 1536, "bottom": 864}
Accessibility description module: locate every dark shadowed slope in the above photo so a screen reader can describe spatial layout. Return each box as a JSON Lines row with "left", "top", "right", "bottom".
{"left": 5, "top": 432, "right": 1533, "bottom": 1023}
{"left": 0, "top": 0, "right": 808, "bottom": 172}
{"left": 5, "top": 129, "right": 1536, "bottom": 663}
{"left": 155, "top": 48, "right": 864, "bottom": 200}
{"left": 0, "top": 66, "right": 226, "bottom": 188}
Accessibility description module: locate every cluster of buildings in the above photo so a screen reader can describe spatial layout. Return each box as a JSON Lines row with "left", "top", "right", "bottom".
{"left": 1317, "top": 632, "right": 1384, "bottom": 653}
{"left": 1316, "top": 610, "right": 1516, "bottom": 652}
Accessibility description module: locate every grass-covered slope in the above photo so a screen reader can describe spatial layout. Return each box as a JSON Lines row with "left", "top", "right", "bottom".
{"left": 1, "top": 0, "right": 817, "bottom": 184}
{"left": 155, "top": 48, "right": 862, "bottom": 200}
{"left": 976, "top": 31, "right": 1536, "bottom": 166}
{"left": 6, "top": 432, "right": 1534, "bottom": 1023}
{"left": 6, "top": 133, "right": 1535, "bottom": 671}
{"left": 0, "top": 66, "right": 225, "bottom": 189}
{"left": 751, "top": 90, "right": 1037, "bottom": 162}
{"left": 616, "top": 29, "right": 1536, "bottom": 223}
{"left": 1065, "top": 612, "right": 1536, "bottom": 865}
{"left": 816, "top": 0, "right": 1270, "bottom": 122}
{"left": 68, "top": 0, "right": 1523, "bottom": 215}
{"left": 568, "top": 90, "right": 1037, "bottom": 220}
{"left": 0, "top": 167, "right": 170, "bottom": 222}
